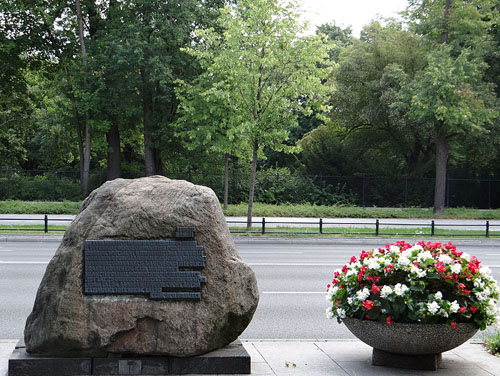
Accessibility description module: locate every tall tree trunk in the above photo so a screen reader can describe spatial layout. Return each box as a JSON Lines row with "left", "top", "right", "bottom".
{"left": 432, "top": 0, "right": 452, "bottom": 215}
{"left": 441, "top": 0, "right": 452, "bottom": 44}
{"left": 246, "top": 141, "right": 258, "bottom": 232}
{"left": 106, "top": 118, "right": 121, "bottom": 180}
{"left": 141, "top": 66, "right": 156, "bottom": 176}
{"left": 63, "top": 65, "right": 85, "bottom": 186}
{"left": 75, "top": 0, "right": 91, "bottom": 196}
{"left": 433, "top": 124, "right": 448, "bottom": 216}
{"left": 223, "top": 153, "right": 229, "bottom": 210}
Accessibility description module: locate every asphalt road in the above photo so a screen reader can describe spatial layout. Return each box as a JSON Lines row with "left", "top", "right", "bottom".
{"left": 1, "top": 240, "right": 500, "bottom": 341}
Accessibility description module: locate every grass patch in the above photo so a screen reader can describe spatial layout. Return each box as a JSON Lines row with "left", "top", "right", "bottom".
{"left": 0, "top": 200, "right": 81, "bottom": 214}
{"left": 229, "top": 226, "right": 499, "bottom": 238}
{"left": 0, "top": 224, "right": 68, "bottom": 234}
{"left": 2, "top": 200, "right": 500, "bottom": 220}
{"left": 223, "top": 203, "right": 500, "bottom": 219}
{"left": 485, "top": 332, "right": 500, "bottom": 356}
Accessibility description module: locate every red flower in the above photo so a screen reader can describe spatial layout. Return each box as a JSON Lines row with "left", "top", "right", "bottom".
{"left": 342, "top": 265, "right": 349, "bottom": 273}
{"left": 450, "top": 322, "right": 457, "bottom": 329}
{"left": 464, "top": 289, "right": 470, "bottom": 296}
{"left": 435, "top": 261, "right": 446, "bottom": 273}
{"left": 386, "top": 316, "right": 394, "bottom": 325}
{"left": 371, "top": 284, "right": 380, "bottom": 294}
{"left": 360, "top": 250, "right": 371, "bottom": 260}
{"left": 458, "top": 283, "right": 465, "bottom": 290}
{"left": 470, "top": 306, "right": 477, "bottom": 314}
{"left": 363, "top": 300, "right": 374, "bottom": 310}
{"left": 459, "top": 307, "right": 466, "bottom": 314}
{"left": 350, "top": 256, "right": 357, "bottom": 263}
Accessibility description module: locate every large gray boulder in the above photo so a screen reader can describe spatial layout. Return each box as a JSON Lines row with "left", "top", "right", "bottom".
{"left": 24, "top": 176, "right": 259, "bottom": 357}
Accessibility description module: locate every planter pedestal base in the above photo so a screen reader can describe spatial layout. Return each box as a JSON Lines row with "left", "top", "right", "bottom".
{"left": 372, "top": 348, "right": 442, "bottom": 371}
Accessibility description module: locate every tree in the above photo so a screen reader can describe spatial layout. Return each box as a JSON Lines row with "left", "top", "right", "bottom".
{"left": 404, "top": 0, "right": 499, "bottom": 215}
{"left": 175, "top": 70, "right": 248, "bottom": 209}
{"left": 326, "top": 23, "right": 431, "bottom": 177}
{"left": 190, "top": 0, "right": 332, "bottom": 230}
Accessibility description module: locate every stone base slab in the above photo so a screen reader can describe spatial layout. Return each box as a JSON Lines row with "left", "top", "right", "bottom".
{"left": 372, "top": 348, "right": 442, "bottom": 371}
{"left": 9, "top": 340, "right": 250, "bottom": 375}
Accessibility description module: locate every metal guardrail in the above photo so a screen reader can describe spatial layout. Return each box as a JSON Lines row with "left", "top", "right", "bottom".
{"left": 0, "top": 215, "right": 71, "bottom": 233}
{"left": 226, "top": 218, "right": 500, "bottom": 237}
{"left": 0, "top": 216, "right": 498, "bottom": 237}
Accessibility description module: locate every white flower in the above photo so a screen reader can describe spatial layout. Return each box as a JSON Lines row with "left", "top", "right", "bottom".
{"left": 410, "top": 264, "right": 427, "bottom": 278}
{"left": 438, "top": 309, "right": 449, "bottom": 317}
{"left": 487, "top": 301, "right": 499, "bottom": 317}
{"left": 380, "top": 285, "right": 393, "bottom": 298}
{"left": 366, "top": 258, "right": 382, "bottom": 271}
{"left": 438, "top": 254, "right": 453, "bottom": 265}
{"left": 451, "top": 264, "right": 462, "bottom": 274}
{"left": 394, "top": 283, "right": 409, "bottom": 296}
{"left": 479, "top": 266, "right": 492, "bottom": 277}
{"left": 409, "top": 245, "right": 423, "bottom": 253}
{"left": 435, "top": 291, "right": 443, "bottom": 300}
{"left": 356, "top": 288, "right": 370, "bottom": 301}
{"left": 474, "top": 279, "right": 485, "bottom": 289}
{"left": 347, "top": 297, "right": 354, "bottom": 305}
{"left": 397, "top": 255, "right": 411, "bottom": 267}
{"left": 450, "top": 300, "right": 460, "bottom": 313}
{"left": 417, "top": 250, "right": 433, "bottom": 263}
{"left": 389, "top": 245, "right": 400, "bottom": 253}
{"left": 337, "top": 308, "right": 346, "bottom": 319}
{"left": 346, "top": 268, "right": 357, "bottom": 277}
{"left": 326, "top": 307, "right": 334, "bottom": 319}
{"left": 461, "top": 252, "right": 471, "bottom": 261}
{"left": 427, "top": 301, "right": 440, "bottom": 314}
{"left": 475, "top": 288, "right": 491, "bottom": 302}
{"left": 401, "top": 249, "right": 413, "bottom": 258}
{"left": 326, "top": 286, "right": 338, "bottom": 300}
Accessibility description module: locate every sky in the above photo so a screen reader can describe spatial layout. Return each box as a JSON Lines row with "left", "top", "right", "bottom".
{"left": 298, "top": 0, "right": 409, "bottom": 36}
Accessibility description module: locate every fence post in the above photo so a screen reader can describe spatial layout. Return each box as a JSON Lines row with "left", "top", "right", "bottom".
{"left": 319, "top": 218, "right": 323, "bottom": 234}
{"left": 486, "top": 221, "right": 490, "bottom": 238}
{"left": 375, "top": 219, "right": 379, "bottom": 236}
{"left": 261, "top": 218, "right": 266, "bottom": 235}
{"left": 431, "top": 220, "right": 435, "bottom": 237}
{"left": 44, "top": 215, "right": 48, "bottom": 233}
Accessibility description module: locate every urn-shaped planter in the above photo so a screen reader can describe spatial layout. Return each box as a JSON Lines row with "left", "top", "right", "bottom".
{"left": 343, "top": 317, "right": 478, "bottom": 370}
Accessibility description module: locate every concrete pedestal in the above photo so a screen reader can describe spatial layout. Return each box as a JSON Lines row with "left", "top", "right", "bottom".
{"left": 8, "top": 340, "right": 250, "bottom": 375}
{"left": 372, "top": 348, "right": 442, "bottom": 371}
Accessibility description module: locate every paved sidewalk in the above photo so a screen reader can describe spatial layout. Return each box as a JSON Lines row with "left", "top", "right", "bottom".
{"left": 2, "top": 339, "right": 500, "bottom": 375}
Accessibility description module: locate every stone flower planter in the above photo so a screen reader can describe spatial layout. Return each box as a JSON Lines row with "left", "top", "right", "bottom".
{"left": 342, "top": 317, "right": 478, "bottom": 370}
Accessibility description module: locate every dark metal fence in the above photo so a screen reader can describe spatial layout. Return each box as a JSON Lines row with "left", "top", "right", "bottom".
{"left": 1, "top": 169, "right": 500, "bottom": 208}
{"left": 2, "top": 216, "right": 497, "bottom": 238}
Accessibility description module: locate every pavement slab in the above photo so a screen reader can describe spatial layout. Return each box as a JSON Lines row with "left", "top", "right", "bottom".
{"left": 1, "top": 339, "right": 500, "bottom": 375}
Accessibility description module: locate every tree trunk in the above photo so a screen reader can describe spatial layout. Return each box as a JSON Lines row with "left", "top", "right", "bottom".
{"left": 440, "top": 0, "right": 452, "bottom": 44}
{"left": 75, "top": 0, "right": 91, "bottom": 196}
{"left": 433, "top": 124, "right": 448, "bottom": 216}
{"left": 106, "top": 119, "right": 121, "bottom": 180}
{"left": 433, "top": 0, "right": 452, "bottom": 216}
{"left": 223, "top": 153, "right": 229, "bottom": 210}
{"left": 246, "top": 141, "right": 258, "bottom": 232}
{"left": 141, "top": 67, "right": 156, "bottom": 176}
{"left": 63, "top": 66, "right": 85, "bottom": 187}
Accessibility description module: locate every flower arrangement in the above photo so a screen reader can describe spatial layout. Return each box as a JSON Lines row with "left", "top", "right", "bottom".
{"left": 326, "top": 241, "right": 500, "bottom": 330}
